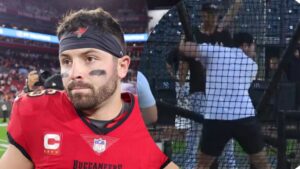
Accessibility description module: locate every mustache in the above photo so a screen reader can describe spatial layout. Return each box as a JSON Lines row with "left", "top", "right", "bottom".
{"left": 67, "top": 81, "right": 93, "bottom": 90}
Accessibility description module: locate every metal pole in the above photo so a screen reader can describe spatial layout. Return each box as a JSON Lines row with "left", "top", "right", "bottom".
{"left": 277, "top": 110, "right": 287, "bottom": 169}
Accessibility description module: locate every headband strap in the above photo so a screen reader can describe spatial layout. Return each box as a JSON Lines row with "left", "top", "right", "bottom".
{"left": 59, "top": 27, "right": 125, "bottom": 58}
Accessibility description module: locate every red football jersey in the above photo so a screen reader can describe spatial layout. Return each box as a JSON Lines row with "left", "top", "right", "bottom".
{"left": 8, "top": 90, "right": 170, "bottom": 169}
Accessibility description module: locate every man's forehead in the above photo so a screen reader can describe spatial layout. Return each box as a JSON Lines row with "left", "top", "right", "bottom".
{"left": 59, "top": 48, "right": 113, "bottom": 57}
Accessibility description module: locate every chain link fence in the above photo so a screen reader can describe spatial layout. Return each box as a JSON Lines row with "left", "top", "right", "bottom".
{"left": 140, "top": 0, "right": 300, "bottom": 168}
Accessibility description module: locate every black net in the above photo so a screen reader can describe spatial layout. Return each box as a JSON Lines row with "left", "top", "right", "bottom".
{"left": 140, "top": 0, "right": 300, "bottom": 168}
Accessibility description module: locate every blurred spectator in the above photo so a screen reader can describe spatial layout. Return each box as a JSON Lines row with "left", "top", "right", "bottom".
{"left": 268, "top": 56, "right": 287, "bottom": 81}
{"left": 43, "top": 74, "right": 64, "bottom": 90}
{"left": 0, "top": 93, "right": 10, "bottom": 123}
{"left": 23, "top": 70, "right": 42, "bottom": 92}
{"left": 136, "top": 71, "right": 158, "bottom": 125}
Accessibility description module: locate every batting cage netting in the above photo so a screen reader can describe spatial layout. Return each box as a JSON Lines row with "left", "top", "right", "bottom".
{"left": 139, "top": 0, "right": 300, "bottom": 169}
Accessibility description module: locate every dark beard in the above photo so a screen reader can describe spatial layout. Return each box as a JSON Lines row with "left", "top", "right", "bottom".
{"left": 67, "top": 73, "right": 118, "bottom": 112}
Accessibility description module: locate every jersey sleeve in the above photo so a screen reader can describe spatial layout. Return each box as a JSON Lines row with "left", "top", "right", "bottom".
{"left": 7, "top": 99, "right": 32, "bottom": 161}
{"left": 137, "top": 71, "right": 156, "bottom": 108}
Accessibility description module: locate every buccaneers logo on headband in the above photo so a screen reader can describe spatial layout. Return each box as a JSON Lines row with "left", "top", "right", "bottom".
{"left": 73, "top": 27, "right": 88, "bottom": 38}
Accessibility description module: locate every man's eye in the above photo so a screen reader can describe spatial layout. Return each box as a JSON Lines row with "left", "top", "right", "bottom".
{"left": 86, "top": 56, "right": 96, "bottom": 62}
{"left": 61, "top": 59, "right": 71, "bottom": 65}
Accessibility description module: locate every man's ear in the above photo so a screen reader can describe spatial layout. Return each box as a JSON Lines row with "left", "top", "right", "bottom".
{"left": 240, "top": 43, "right": 247, "bottom": 53}
{"left": 118, "top": 55, "right": 131, "bottom": 78}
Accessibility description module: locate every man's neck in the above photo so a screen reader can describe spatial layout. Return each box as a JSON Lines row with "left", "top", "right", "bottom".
{"left": 83, "top": 92, "right": 123, "bottom": 121}
{"left": 202, "top": 23, "right": 217, "bottom": 34}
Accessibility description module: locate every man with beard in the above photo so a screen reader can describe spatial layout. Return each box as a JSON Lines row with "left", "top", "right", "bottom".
{"left": 0, "top": 8, "right": 178, "bottom": 169}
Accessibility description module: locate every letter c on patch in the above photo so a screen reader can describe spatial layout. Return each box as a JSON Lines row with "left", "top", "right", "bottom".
{"left": 44, "top": 134, "right": 61, "bottom": 150}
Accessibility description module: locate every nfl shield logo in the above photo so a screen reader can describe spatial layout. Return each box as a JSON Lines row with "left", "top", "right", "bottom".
{"left": 93, "top": 138, "right": 106, "bottom": 153}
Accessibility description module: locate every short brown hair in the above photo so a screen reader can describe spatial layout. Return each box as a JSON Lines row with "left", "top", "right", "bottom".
{"left": 56, "top": 8, "right": 125, "bottom": 49}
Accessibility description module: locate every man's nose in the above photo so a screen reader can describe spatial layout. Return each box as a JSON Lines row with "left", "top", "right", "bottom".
{"left": 69, "top": 61, "right": 84, "bottom": 80}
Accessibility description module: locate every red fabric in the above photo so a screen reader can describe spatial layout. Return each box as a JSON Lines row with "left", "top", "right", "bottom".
{"left": 8, "top": 90, "right": 169, "bottom": 169}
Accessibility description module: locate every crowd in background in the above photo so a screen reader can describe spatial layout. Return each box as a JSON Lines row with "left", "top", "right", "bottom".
{"left": 0, "top": 48, "right": 59, "bottom": 102}
{"left": 0, "top": 0, "right": 148, "bottom": 34}
{"left": 0, "top": 0, "right": 60, "bottom": 21}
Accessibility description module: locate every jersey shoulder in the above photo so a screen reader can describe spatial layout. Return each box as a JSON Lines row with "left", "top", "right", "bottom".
{"left": 14, "top": 89, "right": 68, "bottom": 116}
{"left": 15, "top": 89, "right": 65, "bottom": 101}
